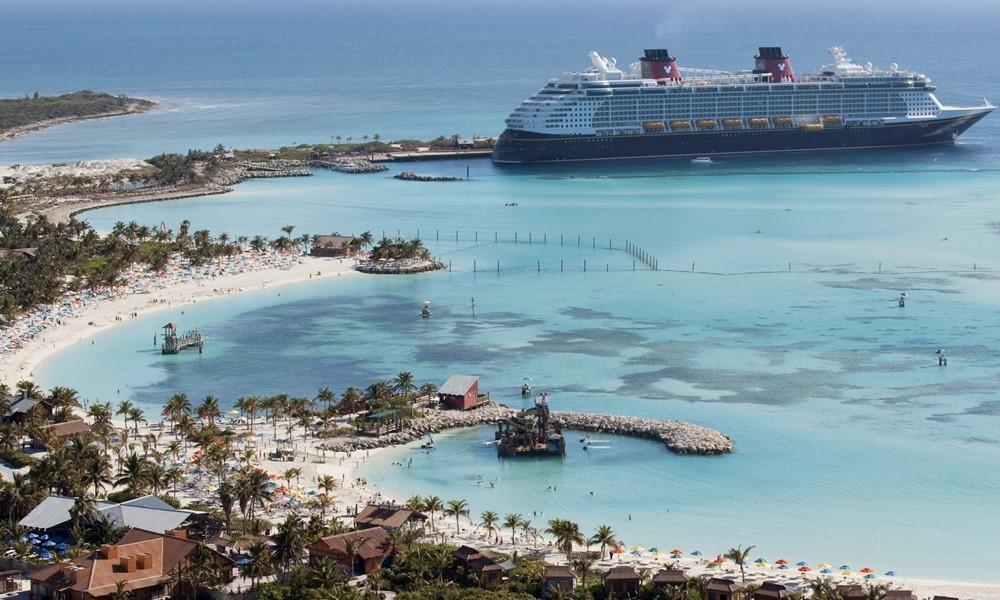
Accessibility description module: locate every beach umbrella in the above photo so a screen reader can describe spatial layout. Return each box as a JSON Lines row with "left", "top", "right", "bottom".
{"left": 630, "top": 546, "right": 646, "bottom": 552}
{"left": 755, "top": 558, "right": 766, "bottom": 563}
{"left": 821, "top": 569, "right": 833, "bottom": 574}
{"left": 885, "top": 571, "right": 897, "bottom": 577}
{"left": 798, "top": 566, "right": 812, "bottom": 572}
{"left": 860, "top": 567, "right": 874, "bottom": 574}
{"left": 671, "top": 549, "right": 683, "bottom": 555}
{"left": 42, "top": 540, "right": 57, "bottom": 548}
{"left": 775, "top": 559, "right": 789, "bottom": 565}
{"left": 691, "top": 550, "right": 702, "bottom": 556}
{"left": 631, "top": 551, "right": 643, "bottom": 556}
{"left": 611, "top": 547, "right": 624, "bottom": 555}
{"left": 842, "top": 571, "right": 856, "bottom": 577}
{"left": 796, "top": 561, "right": 808, "bottom": 566}
{"left": 649, "top": 547, "right": 659, "bottom": 553}
{"left": 839, "top": 565, "right": 851, "bottom": 570}
{"left": 865, "top": 574, "right": 876, "bottom": 580}
{"left": 778, "top": 564, "right": 789, "bottom": 570}
{"left": 756, "top": 562, "right": 771, "bottom": 569}
{"left": 817, "top": 562, "right": 832, "bottom": 569}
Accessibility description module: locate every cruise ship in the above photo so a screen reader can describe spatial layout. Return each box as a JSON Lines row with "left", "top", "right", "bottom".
{"left": 492, "top": 47, "right": 994, "bottom": 163}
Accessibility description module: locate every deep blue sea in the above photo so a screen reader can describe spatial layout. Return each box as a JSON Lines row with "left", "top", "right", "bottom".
{"left": 6, "top": 0, "right": 1000, "bottom": 583}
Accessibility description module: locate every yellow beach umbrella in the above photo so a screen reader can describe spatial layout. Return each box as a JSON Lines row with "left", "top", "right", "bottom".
{"left": 817, "top": 562, "right": 832, "bottom": 569}
{"left": 755, "top": 562, "right": 771, "bottom": 569}
{"left": 842, "top": 571, "right": 856, "bottom": 577}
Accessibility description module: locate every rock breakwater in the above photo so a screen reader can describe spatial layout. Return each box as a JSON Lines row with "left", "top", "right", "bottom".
{"left": 321, "top": 403, "right": 732, "bottom": 455}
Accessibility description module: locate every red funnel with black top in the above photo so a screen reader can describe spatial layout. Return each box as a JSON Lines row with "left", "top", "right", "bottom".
{"left": 754, "top": 46, "right": 796, "bottom": 82}
{"left": 640, "top": 48, "right": 681, "bottom": 81}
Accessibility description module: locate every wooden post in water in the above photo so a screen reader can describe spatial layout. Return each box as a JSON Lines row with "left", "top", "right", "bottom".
{"left": 537, "top": 260, "right": 540, "bottom": 273}
{"left": 592, "top": 236, "right": 596, "bottom": 249}
{"left": 584, "top": 259, "right": 587, "bottom": 272}
{"left": 560, "top": 234, "right": 564, "bottom": 246}
{"left": 474, "top": 260, "right": 477, "bottom": 273}
{"left": 495, "top": 232, "right": 498, "bottom": 243}
{"left": 544, "top": 233, "right": 547, "bottom": 244}
{"left": 577, "top": 235, "right": 580, "bottom": 247}
{"left": 529, "top": 232, "right": 532, "bottom": 244}
{"left": 436, "top": 230, "right": 440, "bottom": 241}
{"left": 561, "top": 260, "right": 563, "bottom": 272}
{"left": 417, "top": 229, "right": 420, "bottom": 239}
{"left": 692, "top": 262, "right": 695, "bottom": 272}
{"left": 455, "top": 230, "right": 458, "bottom": 242}
{"left": 515, "top": 232, "right": 518, "bottom": 244}
{"left": 475, "top": 231, "right": 478, "bottom": 242}
{"left": 633, "top": 260, "right": 636, "bottom": 271}
{"left": 466, "top": 165, "right": 470, "bottom": 180}
{"left": 497, "top": 260, "right": 500, "bottom": 273}
{"left": 448, "top": 260, "right": 452, "bottom": 271}
{"left": 609, "top": 238, "right": 612, "bottom": 250}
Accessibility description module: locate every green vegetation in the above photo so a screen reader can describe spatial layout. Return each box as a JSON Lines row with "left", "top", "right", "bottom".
{"left": 0, "top": 203, "right": 308, "bottom": 325}
{"left": 0, "top": 90, "right": 154, "bottom": 135}
{"left": 369, "top": 236, "right": 432, "bottom": 261}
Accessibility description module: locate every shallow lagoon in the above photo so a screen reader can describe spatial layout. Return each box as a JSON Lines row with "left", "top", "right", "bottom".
{"left": 34, "top": 153, "right": 1000, "bottom": 580}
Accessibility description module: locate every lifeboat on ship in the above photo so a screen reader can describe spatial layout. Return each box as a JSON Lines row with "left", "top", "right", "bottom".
{"left": 822, "top": 115, "right": 843, "bottom": 124}
{"left": 773, "top": 116, "right": 793, "bottom": 126}
{"left": 800, "top": 123, "right": 824, "bottom": 132}
{"left": 722, "top": 118, "right": 743, "bottom": 128}
{"left": 696, "top": 119, "right": 718, "bottom": 129}
{"left": 748, "top": 117, "right": 769, "bottom": 127}
{"left": 669, "top": 119, "right": 691, "bottom": 130}
{"left": 642, "top": 120, "right": 665, "bottom": 132}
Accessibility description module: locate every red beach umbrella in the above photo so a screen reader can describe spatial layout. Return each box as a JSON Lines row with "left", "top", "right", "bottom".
{"left": 670, "top": 549, "right": 683, "bottom": 555}
{"left": 775, "top": 559, "right": 790, "bottom": 565}
{"left": 799, "top": 566, "right": 812, "bottom": 572}
{"left": 860, "top": 567, "right": 874, "bottom": 574}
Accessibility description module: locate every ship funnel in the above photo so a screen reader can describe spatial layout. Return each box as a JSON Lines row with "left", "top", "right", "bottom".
{"left": 640, "top": 48, "right": 681, "bottom": 81}
{"left": 754, "top": 46, "right": 796, "bottom": 82}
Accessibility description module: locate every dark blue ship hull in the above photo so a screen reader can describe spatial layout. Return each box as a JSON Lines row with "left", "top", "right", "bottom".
{"left": 492, "top": 113, "right": 989, "bottom": 163}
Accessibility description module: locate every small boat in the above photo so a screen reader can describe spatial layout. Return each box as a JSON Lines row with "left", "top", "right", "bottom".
{"left": 421, "top": 300, "right": 431, "bottom": 319}
{"left": 521, "top": 377, "right": 532, "bottom": 396}
{"left": 691, "top": 156, "right": 713, "bottom": 164}
{"left": 669, "top": 119, "right": 691, "bottom": 129}
{"left": 420, "top": 436, "right": 435, "bottom": 450}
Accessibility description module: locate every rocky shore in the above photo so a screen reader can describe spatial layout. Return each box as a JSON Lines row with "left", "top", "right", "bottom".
{"left": 320, "top": 403, "right": 732, "bottom": 455}
{"left": 355, "top": 258, "right": 445, "bottom": 274}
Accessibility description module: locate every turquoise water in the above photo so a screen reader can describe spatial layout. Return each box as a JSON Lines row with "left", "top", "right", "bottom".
{"left": 7, "top": 0, "right": 1000, "bottom": 583}
{"left": 37, "top": 159, "right": 1000, "bottom": 581}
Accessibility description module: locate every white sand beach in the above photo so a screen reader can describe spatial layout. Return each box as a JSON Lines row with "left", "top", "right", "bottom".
{"left": 0, "top": 251, "right": 360, "bottom": 384}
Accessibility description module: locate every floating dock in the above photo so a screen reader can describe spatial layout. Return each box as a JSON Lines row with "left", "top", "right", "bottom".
{"left": 161, "top": 322, "right": 203, "bottom": 355}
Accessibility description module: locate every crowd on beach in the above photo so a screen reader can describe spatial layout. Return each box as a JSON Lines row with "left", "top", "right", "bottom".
{"left": 0, "top": 250, "right": 306, "bottom": 360}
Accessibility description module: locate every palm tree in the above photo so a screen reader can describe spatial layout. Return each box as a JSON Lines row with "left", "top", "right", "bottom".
{"left": 590, "top": 524, "right": 618, "bottom": 557}
{"left": 115, "top": 453, "right": 149, "bottom": 494}
{"left": 503, "top": 513, "right": 522, "bottom": 544}
{"left": 197, "top": 395, "right": 221, "bottom": 426}
{"left": 393, "top": 371, "right": 416, "bottom": 397}
{"left": 724, "top": 544, "right": 756, "bottom": 583}
{"left": 116, "top": 400, "right": 135, "bottom": 433}
{"left": 127, "top": 407, "right": 144, "bottom": 436}
{"left": 84, "top": 453, "right": 113, "bottom": 496}
{"left": 272, "top": 514, "right": 307, "bottom": 577}
{"left": 422, "top": 496, "right": 443, "bottom": 531}
{"left": 572, "top": 555, "right": 596, "bottom": 588}
{"left": 443, "top": 499, "right": 470, "bottom": 532}
{"left": 111, "top": 580, "right": 130, "bottom": 600}
{"left": 480, "top": 510, "right": 499, "bottom": 540}
{"left": 282, "top": 467, "right": 302, "bottom": 491}
{"left": 404, "top": 495, "right": 423, "bottom": 511}
{"left": 545, "top": 518, "right": 585, "bottom": 560}
{"left": 241, "top": 540, "right": 273, "bottom": 588}
{"left": 318, "top": 474, "right": 338, "bottom": 496}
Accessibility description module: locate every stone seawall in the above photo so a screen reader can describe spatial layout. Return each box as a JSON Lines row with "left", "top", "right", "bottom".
{"left": 320, "top": 403, "right": 732, "bottom": 455}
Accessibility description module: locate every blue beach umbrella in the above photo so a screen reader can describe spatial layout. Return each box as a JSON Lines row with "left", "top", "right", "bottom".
{"left": 885, "top": 571, "right": 897, "bottom": 577}
{"left": 864, "top": 574, "right": 876, "bottom": 580}
{"left": 778, "top": 564, "right": 789, "bottom": 570}
{"left": 839, "top": 565, "right": 851, "bottom": 570}
{"left": 755, "top": 558, "right": 767, "bottom": 564}
{"left": 821, "top": 569, "right": 833, "bottom": 574}
{"left": 691, "top": 551, "right": 702, "bottom": 556}
{"left": 42, "top": 540, "right": 57, "bottom": 548}
{"left": 797, "top": 561, "right": 808, "bottom": 566}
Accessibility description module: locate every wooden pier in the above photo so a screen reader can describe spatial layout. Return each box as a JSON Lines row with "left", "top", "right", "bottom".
{"left": 161, "top": 323, "right": 203, "bottom": 355}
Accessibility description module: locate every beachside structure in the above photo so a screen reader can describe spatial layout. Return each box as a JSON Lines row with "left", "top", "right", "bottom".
{"left": 542, "top": 565, "right": 576, "bottom": 598}
{"left": 358, "top": 408, "right": 403, "bottom": 437}
{"left": 4, "top": 396, "right": 53, "bottom": 425}
{"left": 20, "top": 495, "right": 206, "bottom": 539}
{"left": 452, "top": 546, "right": 503, "bottom": 588}
{"left": 837, "top": 585, "right": 867, "bottom": 600}
{"left": 604, "top": 565, "right": 641, "bottom": 599}
{"left": 438, "top": 375, "right": 489, "bottom": 410}
{"left": 707, "top": 577, "right": 745, "bottom": 600}
{"left": 310, "top": 235, "right": 360, "bottom": 258}
{"left": 354, "top": 504, "right": 426, "bottom": 532}
{"left": 754, "top": 581, "right": 792, "bottom": 600}
{"left": 651, "top": 568, "right": 688, "bottom": 592}
{"left": 495, "top": 393, "right": 566, "bottom": 458}
{"left": 29, "top": 419, "right": 91, "bottom": 450}
{"left": 308, "top": 527, "right": 394, "bottom": 576}
{"left": 27, "top": 528, "right": 234, "bottom": 600}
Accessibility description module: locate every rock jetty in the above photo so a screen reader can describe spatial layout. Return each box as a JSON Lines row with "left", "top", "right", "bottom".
{"left": 320, "top": 403, "right": 732, "bottom": 455}
{"left": 393, "top": 171, "right": 461, "bottom": 182}
{"left": 310, "top": 158, "right": 388, "bottom": 174}
{"left": 238, "top": 161, "right": 311, "bottom": 179}
{"left": 355, "top": 258, "right": 445, "bottom": 274}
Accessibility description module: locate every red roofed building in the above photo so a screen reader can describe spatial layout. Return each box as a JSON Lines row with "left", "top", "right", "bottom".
{"left": 308, "top": 527, "right": 395, "bottom": 576}
{"left": 27, "top": 528, "right": 233, "bottom": 600}
{"left": 438, "top": 375, "right": 488, "bottom": 410}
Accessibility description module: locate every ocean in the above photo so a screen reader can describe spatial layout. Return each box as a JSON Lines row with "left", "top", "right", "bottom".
{"left": 6, "top": 0, "right": 1000, "bottom": 583}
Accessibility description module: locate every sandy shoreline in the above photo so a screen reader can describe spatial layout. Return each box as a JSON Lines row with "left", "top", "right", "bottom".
{"left": 0, "top": 253, "right": 360, "bottom": 384}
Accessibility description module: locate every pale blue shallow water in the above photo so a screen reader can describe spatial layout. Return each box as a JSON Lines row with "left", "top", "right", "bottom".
{"left": 7, "top": 0, "right": 1000, "bottom": 583}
